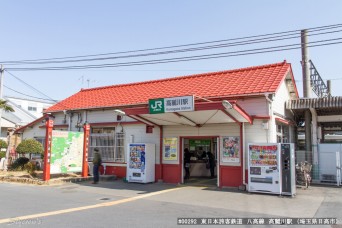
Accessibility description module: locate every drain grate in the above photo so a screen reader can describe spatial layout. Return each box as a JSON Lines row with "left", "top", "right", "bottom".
{"left": 99, "top": 198, "right": 110, "bottom": 201}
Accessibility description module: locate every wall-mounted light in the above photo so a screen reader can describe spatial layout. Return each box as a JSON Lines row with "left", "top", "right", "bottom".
{"left": 114, "top": 109, "right": 126, "bottom": 116}
{"left": 222, "top": 100, "right": 233, "bottom": 109}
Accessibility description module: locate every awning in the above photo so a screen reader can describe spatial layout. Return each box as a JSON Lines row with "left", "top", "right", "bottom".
{"left": 286, "top": 96, "right": 342, "bottom": 128}
{"left": 124, "top": 101, "right": 252, "bottom": 127}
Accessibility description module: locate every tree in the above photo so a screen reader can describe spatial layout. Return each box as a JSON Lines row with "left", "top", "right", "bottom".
{"left": 15, "top": 139, "right": 44, "bottom": 157}
{"left": 0, "top": 99, "right": 14, "bottom": 112}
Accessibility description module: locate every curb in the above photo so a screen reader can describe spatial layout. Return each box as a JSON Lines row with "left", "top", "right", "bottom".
{"left": 0, "top": 175, "right": 117, "bottom": 185}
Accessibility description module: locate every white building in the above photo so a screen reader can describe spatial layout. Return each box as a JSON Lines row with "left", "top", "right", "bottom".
{"left": 0, "top": 97, "right": 56, "bottom": 139}
{"left": 15, "top": 61, "right": 298, "bottom": 188}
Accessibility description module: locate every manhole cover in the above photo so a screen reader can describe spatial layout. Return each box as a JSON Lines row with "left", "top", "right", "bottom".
{"left": 99, "top": 198, "right": 110, "bottom": 201}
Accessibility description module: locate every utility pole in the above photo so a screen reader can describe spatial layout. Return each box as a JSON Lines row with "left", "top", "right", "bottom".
{"left": 301, "top": 30, "right": 311, "bottom": 98}
{"left": 301, "top": 30, "right": 312, "bottom": 163}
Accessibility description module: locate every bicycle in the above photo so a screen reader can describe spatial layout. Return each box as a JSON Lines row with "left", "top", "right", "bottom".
{"left": 296, "top": 161, "right": 312, "bottom": 188}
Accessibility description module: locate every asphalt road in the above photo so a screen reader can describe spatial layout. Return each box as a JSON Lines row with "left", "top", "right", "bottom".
{"left": 0, "top": 180, "right": 341, "bottom": 228}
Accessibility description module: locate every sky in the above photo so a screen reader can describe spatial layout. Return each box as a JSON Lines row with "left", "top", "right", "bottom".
{"left": 1, "top": 1, "right": 342, "bottom": 102}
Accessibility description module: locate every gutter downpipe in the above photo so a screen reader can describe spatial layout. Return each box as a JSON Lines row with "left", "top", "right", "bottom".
{"left": 265, "top": 94, "right": 274, "bottom": 143}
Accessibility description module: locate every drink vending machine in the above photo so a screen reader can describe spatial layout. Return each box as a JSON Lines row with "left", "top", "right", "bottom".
{"left": 126, "top": 143, "right": 155, "bottom": 183}
{"left": 247, "top": 143, "right": 295, "bottom": 196}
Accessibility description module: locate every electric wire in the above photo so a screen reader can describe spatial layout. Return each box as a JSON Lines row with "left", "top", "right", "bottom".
{"left": 1, "top": 23, "right": 342, "bottom": 64}
{"left": 3, "top": 85, "right": 58, "bottom": 102}
{"left": 5, "top": 70, "right": 58, "bottom": 101}
{"left": 3, "top": 27, "right": 342, "bottom": 66}
{"left": 7, "top": 30, "right": 342, "bottom": 65}
{"left": 6, "top": 37, "right": 342, "bottom": 71}
{"left": 3, "top": 23, "right": 342, "bottom": 105}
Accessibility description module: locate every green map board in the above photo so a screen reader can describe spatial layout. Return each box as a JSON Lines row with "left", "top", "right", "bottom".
{"left": 50, "top": 130, "right": 84, "bottom": 174}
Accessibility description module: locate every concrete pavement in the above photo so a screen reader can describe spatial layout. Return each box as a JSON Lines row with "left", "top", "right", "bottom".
{"left": 0, "top": 180, "right": 341, "bottom": 227}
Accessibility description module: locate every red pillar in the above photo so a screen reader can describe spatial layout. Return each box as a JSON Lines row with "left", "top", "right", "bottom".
{"left": 159, "top": 125, "right": 163, "bottom": 181}
{"left": 82, "top": 123, "right": 90, "bottom": 177}
{"left": 43, "top": 118, "right": 54, "bottom": 181}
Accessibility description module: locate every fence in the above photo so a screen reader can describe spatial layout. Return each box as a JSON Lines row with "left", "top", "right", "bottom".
{"left": 317, "top": 144, "right": 341, "bottom": 186}
{"left": 296, "top": 146, "right": 342, "bottom": 186}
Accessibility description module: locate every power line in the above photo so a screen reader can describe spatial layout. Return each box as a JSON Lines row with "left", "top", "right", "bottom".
{"left": 3, "top": 85, "right": 58, "bottom": 102}
{"left": 4, "top": 70, "right": 57, "bottom": 101}
{"left": 4, "top": 70, "right": 74, "bottom": 111}
{"left": 1, "top": 23, "right": 342, "bottom": 64}
{"left": 6, "top": 37, "right": 342, "bottom": 71}
{"left": 4, "top": 28, "right": 342, "bottom": 66}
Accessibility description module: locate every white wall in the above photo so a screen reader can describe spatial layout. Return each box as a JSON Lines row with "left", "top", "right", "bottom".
{"left": 237, "top": 97, "right": 268, "bottom": 116}
{"left": 164, "top": 123, "right": 240, "bottom": 138}
{"left": 124, "top": 124, "right": 161, "bottom": 164}
{"left": 6, "top": 97, "right": 55, "bottom": 118}
{"left": 85, "top": 110, "right": 136, "bottom": 124}
{"left": 272, "top": 78, "right": 292, "bottom": 116}
{"left": 269, "top": 74, "right": 295, "bottom": 143}
{"left": 20, "top": 123, "right": 46, "bottom": 140}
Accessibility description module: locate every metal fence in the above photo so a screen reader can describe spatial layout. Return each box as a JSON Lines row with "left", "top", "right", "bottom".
{"left": 317, "top": 144, "right": 341, "bottom": 186}
{"left": 297, "top": 145, "right": 342, "bottom": 186}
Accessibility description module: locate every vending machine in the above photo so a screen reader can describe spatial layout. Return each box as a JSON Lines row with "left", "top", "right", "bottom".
{"left": 248, "top": 143, "right": 295, "bottom": 196}
{"left": 248, "top": 143, "right": 281, "bottom": 194}
{"left": 280, "top": 143, "right": 296, "bottom": 196}
{"left": 126, "top": 143, "right": 155, "bottom": 183}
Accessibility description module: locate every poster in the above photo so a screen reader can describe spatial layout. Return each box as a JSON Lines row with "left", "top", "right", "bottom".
{"left": 163, "top": 138, "right": 177, "bottom": 160}
{"left": 222, "top": 136, "right": 240, "bottom": 163}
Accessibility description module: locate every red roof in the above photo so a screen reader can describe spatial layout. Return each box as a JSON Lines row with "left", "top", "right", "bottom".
{"left": 46, "top": 61, "right": 297, "bottom": 112}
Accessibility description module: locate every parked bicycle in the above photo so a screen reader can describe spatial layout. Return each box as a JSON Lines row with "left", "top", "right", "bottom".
{"left": 296, "top": 161, "right": 312, "bottom": 188}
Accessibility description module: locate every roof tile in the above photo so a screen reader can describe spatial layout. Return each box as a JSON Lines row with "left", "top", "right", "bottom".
{"left": 47, "top": 61, "right": 295, "bottom": 112}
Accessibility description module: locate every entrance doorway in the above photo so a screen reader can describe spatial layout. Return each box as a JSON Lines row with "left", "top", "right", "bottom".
{"left": 182, "top": 137, "right": 218, "bottom": 186}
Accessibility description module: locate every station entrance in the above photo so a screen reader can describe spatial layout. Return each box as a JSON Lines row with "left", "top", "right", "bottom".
{"left": 182, "top": 137, "right": 218, "bottom": 187}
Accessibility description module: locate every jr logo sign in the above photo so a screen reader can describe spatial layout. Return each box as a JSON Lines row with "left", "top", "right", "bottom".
{"left": 149, "top": 98, "right": 165, "bottom": 114}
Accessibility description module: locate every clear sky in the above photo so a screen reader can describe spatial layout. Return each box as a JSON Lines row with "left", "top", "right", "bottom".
{"left": 1, "top": 1, "right": 342, "bottom": 102}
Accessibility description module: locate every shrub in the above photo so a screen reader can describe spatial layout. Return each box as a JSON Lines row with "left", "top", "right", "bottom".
{"left": 0, "top": 151, "right": 5, "bottom": 159}
{"left": 0, "top": 139, "right": 7, "bottom": 150}
{"left": 10, "top": 157, "right": 30, "bottom": 171}
{"left": 24, "top": 162, "right": 37, "bottom": 177}
{"left": 16, "top": 139, "right": 44, "bottom": 155}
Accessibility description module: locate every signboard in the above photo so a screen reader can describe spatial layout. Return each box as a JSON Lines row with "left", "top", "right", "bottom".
{"left": 149, "top": 96, "right": 194, "bottom": 114}
{"left": 163, "top": 137, "right": 178, "bottom": 161}
{"left": 189, "top": 139, "right": 211, "bottom": 151}
{"left": 50, "top": 130, "right": 84, "bottom": 174}
{"left": 222, "top": 136, "right": 240, "bottom": 163}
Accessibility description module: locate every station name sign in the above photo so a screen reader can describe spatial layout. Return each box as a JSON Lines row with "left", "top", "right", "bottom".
{"left": 149, "top": 95, "right": 194, "bottom": 114}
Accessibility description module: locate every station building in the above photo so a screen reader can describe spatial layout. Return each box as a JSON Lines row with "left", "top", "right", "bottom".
{"left": 15, "top": 61, "right": 298, "bottom": 188}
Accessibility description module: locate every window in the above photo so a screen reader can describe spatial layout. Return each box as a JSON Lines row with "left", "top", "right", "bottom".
{"left": 115, "top": 132, "right": 125, "bottom": 162}
{"left": 28, "top": 106, "right": 37, "bottom": 112}
{"left": 89, "top": 127, "right": 125, "bottom": 162}
{"left": 276, "top": 124, "right": 289, "bottom": 143}
{"left": 34, "top": 137, "right": 45, "bottom": 149}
